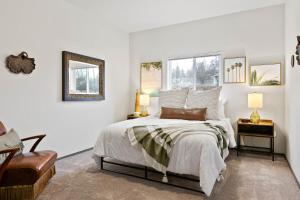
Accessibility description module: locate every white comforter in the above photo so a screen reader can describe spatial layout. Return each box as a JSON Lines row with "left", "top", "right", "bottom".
{"left": 93, "top": 116, "right": 236, "bottom": 196}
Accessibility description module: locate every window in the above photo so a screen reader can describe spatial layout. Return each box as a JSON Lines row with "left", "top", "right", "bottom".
{"left": 168, "top": 55, "right": 220, "bottom": 89}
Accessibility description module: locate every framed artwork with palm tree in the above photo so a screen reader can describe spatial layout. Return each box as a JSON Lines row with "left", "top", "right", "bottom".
{"left": 140, "top": 61, "right": 162, "bottom": 97}
{"left": 249, "top": 64, "right": 281, "bottom": 86}
{"left": 223, "top": 57, "right": 246, "bottom": 83}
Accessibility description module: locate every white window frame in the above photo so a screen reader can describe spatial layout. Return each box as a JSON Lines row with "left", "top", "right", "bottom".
{"left": 69, "top": 66, "right": 99, "bottom": 95}
{"left": 167, "top": 54, "right": 221, "bottom": 89}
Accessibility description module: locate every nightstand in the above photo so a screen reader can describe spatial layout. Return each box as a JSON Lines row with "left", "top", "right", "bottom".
{"left": 127, "top": 114, "right": 149, "bottom": 120}
{"left": 237, "top": 118, "right": 275, "bottom": 161}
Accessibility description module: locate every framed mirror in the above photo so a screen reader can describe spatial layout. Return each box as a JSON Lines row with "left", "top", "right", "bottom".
{"left": 62, "top": 51, "right": 105, "bottom": 101}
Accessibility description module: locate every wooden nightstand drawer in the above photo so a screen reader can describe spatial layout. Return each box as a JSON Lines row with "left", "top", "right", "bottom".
{"left": 238, "top": 124, "right": 273, "bottom": 135}
{"left": 238, "top": 119, "right": 274, "bottom": 136}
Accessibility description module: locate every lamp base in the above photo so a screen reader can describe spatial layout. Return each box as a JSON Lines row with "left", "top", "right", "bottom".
{"left": 250, "top": 110, "right": 260, "bottom": 123}
{"left": 133, "top": 112, "right": 140, "bottom": 117}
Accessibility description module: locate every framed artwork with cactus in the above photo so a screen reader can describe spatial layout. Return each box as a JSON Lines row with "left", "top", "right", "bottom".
{"left": 223, "top": 57, "right": 246, "bottom": 83}
{"left": 140, "top": 61, "right": 162, "bottom": 97}
{"left": 250, "top": 64, "right": 281, "bottom": 86}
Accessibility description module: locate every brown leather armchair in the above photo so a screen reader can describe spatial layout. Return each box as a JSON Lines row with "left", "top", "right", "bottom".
{"left": 0, "top": 122, "right": 57, "bottom": 200}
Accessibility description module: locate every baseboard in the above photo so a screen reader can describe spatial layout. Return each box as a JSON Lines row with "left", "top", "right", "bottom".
{"left": 284, "top": 155, "right": 300, "bottom": 189}
{"left": 57, "top": 147, "right": 93, "bottom": 160}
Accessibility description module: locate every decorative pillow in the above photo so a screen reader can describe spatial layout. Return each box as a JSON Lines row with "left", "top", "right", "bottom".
{"left": 186, "top": 87, "right": 222, "bottom": 120}
{"left": 195, "top": 87, "right": 226, "bottom": 119}
{"left": 218, "top": 99, "right": 226, "bottom": 119}
{"left": 159, "top": 88, "right": 188, "bottom": 109}
{"left": 160, "top": 107, "right": 207, "bottom": 121}
{"left": 0, "top": 129, "right": 24, "bottom": 164}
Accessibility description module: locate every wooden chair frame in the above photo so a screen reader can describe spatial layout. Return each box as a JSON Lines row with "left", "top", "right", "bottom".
{"left": 0, "top": 134, "right": 46, "bottom": 182}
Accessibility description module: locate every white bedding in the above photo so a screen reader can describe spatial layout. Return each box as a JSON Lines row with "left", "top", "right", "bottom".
{"left": 93, "top": 116, "right": 236, "bottom": 196}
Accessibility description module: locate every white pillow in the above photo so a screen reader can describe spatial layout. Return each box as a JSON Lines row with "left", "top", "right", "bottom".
{"left": 218, "top": 99, "right": 226, "bottom": 119}
{"left": 186, "top": 87, "right": 222, "bottom": 120}
{"left": 0, "top": 129, "right": 24, "bottom": 164}
{"left": 195, "top": 86, "right": 226, "bottom": 119}
{"left": 159, "top": 88, "right": 188, "bottom": 109}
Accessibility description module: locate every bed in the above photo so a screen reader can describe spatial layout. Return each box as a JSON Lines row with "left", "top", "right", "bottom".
{"left": 93, "top": 116, "right": 236, "bottom": 196}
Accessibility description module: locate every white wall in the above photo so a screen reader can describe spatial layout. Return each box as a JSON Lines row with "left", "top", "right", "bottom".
{"left": 0, "top": 1, "right": 289, "bottom": 159}
{"left": 0, "top": 0, "right": 130, "bottom": 157}
{"left": 130, "top": 5, "right": 286, "bottom": 153}
{"left": 285, "top": 0, "right": 300, "bottom": 183}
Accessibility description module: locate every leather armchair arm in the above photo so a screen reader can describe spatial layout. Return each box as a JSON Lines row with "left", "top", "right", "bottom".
{"left": 21, "top": 134, "right": 46, "bottom": 152}
{"left": 0, "top": 147, "right": 19, "bottom": 181}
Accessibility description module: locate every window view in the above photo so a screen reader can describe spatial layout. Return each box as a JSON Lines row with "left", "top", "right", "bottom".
{"left": 69, "top": 61, "right": 99, "bottom": 94}
{"left": 168, "top": 55, "right": 220, "bottom": 89}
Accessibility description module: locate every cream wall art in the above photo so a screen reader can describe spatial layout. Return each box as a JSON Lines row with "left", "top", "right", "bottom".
{"left": 223, "top": 57, "right": 246, "bottom": 83}
{"left": 140, "top": 61, "right": 162, "bottom": 97}
{"left": 250, "top": 64, "right": 281, "bottom": 86}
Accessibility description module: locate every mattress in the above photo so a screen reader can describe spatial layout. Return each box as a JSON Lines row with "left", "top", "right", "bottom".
{"left": 93, "top": 116, "right": 236, "bottom": 196}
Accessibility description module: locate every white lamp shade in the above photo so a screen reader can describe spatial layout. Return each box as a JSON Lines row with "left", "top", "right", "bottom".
{"left": 140, "top": 94, "right": 150, "bottom": 106}
{"left": 248, "top": 93, "right": 263, "bottom": 108}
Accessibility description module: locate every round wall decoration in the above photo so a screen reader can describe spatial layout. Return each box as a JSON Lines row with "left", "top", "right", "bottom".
{"left": 6, "top": 52, "right": 35, "bottom": 74}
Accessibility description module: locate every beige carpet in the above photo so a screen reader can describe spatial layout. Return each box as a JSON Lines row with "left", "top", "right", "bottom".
{"left": 39, "top": 165, "right": 206, "bottom": 200}
{"left": 37, "top": 150, "right": 300, "bottom": 200}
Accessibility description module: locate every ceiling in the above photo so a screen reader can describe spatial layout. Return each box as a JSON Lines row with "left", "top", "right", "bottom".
{"left": 66, "top": 0, "right": 285, "bottom": 33}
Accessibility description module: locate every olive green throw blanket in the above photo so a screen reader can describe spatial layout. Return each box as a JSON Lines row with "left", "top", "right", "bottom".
{"left": 126, "top": 123, "right": 228, "bottom": 182}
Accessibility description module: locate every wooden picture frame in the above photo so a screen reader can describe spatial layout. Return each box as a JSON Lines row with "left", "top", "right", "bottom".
{"left": 62, "top": 51, "right": 105, "bottom": 101}
{"left": 249, "top": 63, "right": 281, "bottom": 86}
{"left": 223, "top": 57, "right": 246, "bottom": 84}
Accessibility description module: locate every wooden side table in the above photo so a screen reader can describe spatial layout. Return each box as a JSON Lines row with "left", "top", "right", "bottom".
{"left": 237, "top": 118, "right": 275, "bottom": 161}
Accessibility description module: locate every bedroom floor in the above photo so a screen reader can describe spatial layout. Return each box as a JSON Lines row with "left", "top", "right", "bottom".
{"left": 38, "top": 150, "right": 300, "bottom": 200}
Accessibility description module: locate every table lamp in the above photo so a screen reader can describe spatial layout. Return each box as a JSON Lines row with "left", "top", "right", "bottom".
{"left": 248, "top": 92, "right": 263, "bottom": 123}
{"left": 140, "top": 94, "right": 150, "bottom": 116}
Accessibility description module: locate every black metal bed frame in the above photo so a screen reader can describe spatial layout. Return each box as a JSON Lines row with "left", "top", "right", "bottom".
{"left": 100, "top": 157, "right": 204, "bottom": 194}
